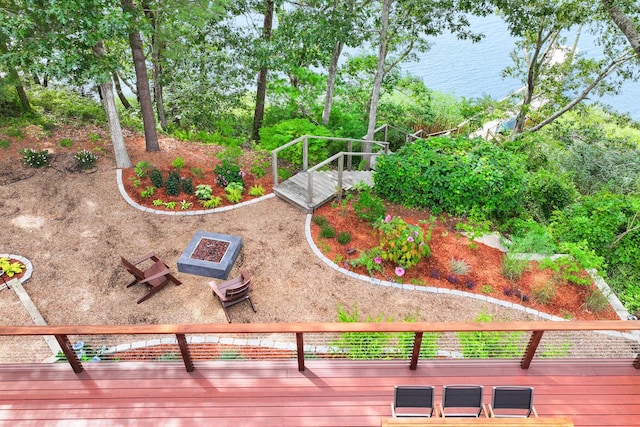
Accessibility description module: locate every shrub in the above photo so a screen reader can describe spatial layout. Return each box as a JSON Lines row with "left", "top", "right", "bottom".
{"left": 190, "top": 167, "right": 204, "bottom": 178}
{"left": 320, "top": 225, "right": 336, "bottom": 238}
{"left": 134, "top": 161, "right": 152, "bottom": 178}
{"left": 58, "top": 138, "right": 73, "bottom": 148}
{"left": 200, "top": 196, "right": 222, "bottom": 208}
{"left": 74, "top": 149, "right": 98, "bottom": 169}
{"left": 330, "top": 305, "right": 391, "bottom": 359}
{"left": 214, "top": 159, "right": 244, "bottom": 188}
{"left": 224, "top": 181, "right": 244, "bottom": 203}
{"left": 502, "top": 255, "right": 529, "bottom": 281}
{"left": 373, "top": 136, "right": 526, "bottom": 221}
{"left": 374, "top": 216, "right": 431, "bottom": 268}
{"left": 149, "top": 168, "right": 164, "bottom": 188}
{"left": 259, "top": 118, "right": 334, "bottom": 168}
{"left": 450, "top": 259, "right": 470, "bottom": 275}
{"left": 531, "top": 280, "right": 557, "bottom": 305}
{"left": 165, "top": 171, "right": 181, "bottom": 196}
{"left": 20, "top": 148, "right": 49, "bottom": 168}
{"left": 180, "top": 177, "right": 194, "bottom": 195}
{"left": 248, "top": 185, "right": 265, "bottom": 197}
{"left": 171, "top": 156, "right": 185, "bottom": 169}
{"left": 140, "top": 186, "right": 155, "bottom": 198}
{"left": 583, "top": 288, "right": 610, "bottom": 313}
{"left": 524, "top": 169, "right": 577, "bottom": 222}
{"left": 337, "top": 231, "right": 352, "bottom": 245}
{"left": 348, "top": 248, "right": 384, "bottom": 276}
{"left": 0, "top": 139, "right": 10, "bottom": 149}
{"left": 353, "top": 187, "right": 386, "bottom": 225}
{"left": 312, "top": 215, "right": 328, "bottom": 227}
{"left": 195, "top": 184, "right": 213, "bottom": 200}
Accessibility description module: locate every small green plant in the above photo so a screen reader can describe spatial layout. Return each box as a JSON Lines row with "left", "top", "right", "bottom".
{"left": 152, "top": 199, "right": 164, "bottom": 206}
{"left": 0, "top": 258, "right": 25, "bottom": 277}
{"left": 180, "top": 200, "right": 192, "bottom": 210}
{"left": 74, "top": 149, "right": 98, "bottom": 169}
{"left": 320, "top": 225, "right": 336, "bottom": 238}
{"left": 334, "top": 254, "right": 344, "bottom": 263}
{"left": 180, "top": 177, "right": 194, "bottom": 195}
{"left": 248, "top": 184, "right": 265, "bottom": 197}
{"left": 502, "top": 255, "right": 529, "bottom": 281}
{"left": 531, "top": 280, "right": 557, "bottom": 305}
{"left": 457, "top": 311, "right": 525, "bottom": 358}
{"left": 140, "top": 186, "right": 155, "bottom": 198}
{"left": 20, "top": 148, "right": 49, "bottom": 168}
{"left": 165, "top": 170, "right": 181, "bottom": 196}
{"left": 149, "top": 168, "right": 164, "bottom": 188}
{"left": 58, "top": 138, "right": 73, "bottom": 148}
{"left": 337, "top": 231, "right": 352, "bottom": 245}
{"left": 195, "top": 184, "right": 213, "bottom": 200}
{"left": 88, "top": 132, "right": 101, "bottom": 142}
{"left": 331, "top": 305, "right": 391, "bottom": 360}
{"left": 0, "top": 139, "right": 10, "bottom": 149}
{"left": 250, "top": 148, "right": 270, "bottom": 178}
{"left": 353, "top": 187, "right": 386, "bottom": 224}
{"left": 220, "top": 350, "right": 241, "bottom": 360}
{"left": 171, "top": 156, "right": 185, "bottom": 169}
{"left": 200, "top": 196, "right": 222, "bottom": 208}
{"left": 225, "top": 181, "right": 244, "bottom": 203}
{"left": 190, "top": 167, "right": 204, "bottom": 178}
{"left": 129, "top": 177, "right": 141, "bottom": 188}
{"left": 5, "top": 127, "right": 23, "bottom": 138}
{"left": 481, "top": 285, "right": 495, "bottom": 295}
{"left": 312, "top": 215, "right": 328, "bottom": 227}
{"left": 163, "top": 201, "right": 177, "bottom": 209}
{"left": 582, "top": 288, "right": 610, "bottom": 313}
{"left": 450, "top": 259, "right": 470, "bottom": 275}
{"left": 134, "top": 161, "right": 152, "bottom": 178}
{"left": 348, "top": 248, "right": 384, "bottom": 276}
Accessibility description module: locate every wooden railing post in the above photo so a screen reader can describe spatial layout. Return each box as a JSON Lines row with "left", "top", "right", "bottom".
{"left": 302, "top": 136, "right": 308, "bottom": 171}
{"left": 337, "top": 155, "right": 344, "bottom": 194}
{"left": 307, "top": 172, "right": 313, "bottom": 206}
{"left": 521, "top": 330, "right": 544, "bottom": 369}
{"left": 347, "top": 140, "right": 353, "bottom": 170}
{"left": 272, "top": 151, "right": 279, "bottom": 187}
{"left": 296, "top": 332, "right": 305, "bottom": 371}
{"left": 54, "top": 334, "right": 84, "bottom": 374}
{"left": 176, "top": 334, "right": 194, "bottom": 372}
{"left": 409, "top": 332, "right": 423, "bottom": 370}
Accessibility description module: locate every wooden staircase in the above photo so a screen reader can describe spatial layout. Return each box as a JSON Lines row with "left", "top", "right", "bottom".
{"left": 274, "top": 170, "right": 373, "bottom": 213}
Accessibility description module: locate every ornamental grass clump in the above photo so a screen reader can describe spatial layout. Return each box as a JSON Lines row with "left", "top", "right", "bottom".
{"left": 374, "top": 215, "right": 431, "bottom": 269}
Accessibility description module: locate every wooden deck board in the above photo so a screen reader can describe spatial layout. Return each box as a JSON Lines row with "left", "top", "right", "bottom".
{"left": 0, "top": 359, "right": 639, "bottom": 426}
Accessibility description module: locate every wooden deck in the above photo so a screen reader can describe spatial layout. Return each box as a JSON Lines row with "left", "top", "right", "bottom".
{"left": 274, "top": 170, "right": 373, "bottom": 212}
{"left": 1, "top": 359, "right": 639, "bottom": 426}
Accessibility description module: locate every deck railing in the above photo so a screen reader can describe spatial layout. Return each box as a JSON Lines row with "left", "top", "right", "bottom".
{"left": 271, "top": 135, "right": 389, "bottom": 186}
{"left": 1, "top": 321, "right": 639, "bottom": 374}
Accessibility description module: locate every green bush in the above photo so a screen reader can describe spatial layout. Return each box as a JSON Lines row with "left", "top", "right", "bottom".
{"left": 331, "top": 305, "right": 391, "bottom": 360}
{"left": 30, "top": 88, "right": 106, "bottom": 124}
{"left": 457, "top": 311, "right": 525, "bottom": 358}
{"left": 0, "top": 139, "right": 10, "bottom": 149}
{"left": 374, "top": 216, "right": 431, "bottom": 268}
{"left": 225, "top": 182, "right": 244, "bottom": 203}
{"left": 58, "top": 138, "right": 73, "bottom": 148}
{"left": 165, "top": 171, "right": 181, "bottom": 196}
{"left": 149, "top": 168, "right": 164, "bottom": 188}
{"left": 180, "top": 177, "right": 194, "bottom": 195}
{"left": 74, "top": 149, "right": 98, "bottom": 169}
{"left": 374, "top": 136, "right": 526, "bottom": 221}
{"left": 349, "top": 248, "right": 384, "bottom": 276}
{"left": 20, "top": 148, "right": 49, "bottom": 168}
{"left": 259, "top": 118, "right": 335, "bottom": 167}
{"left": 134, "top": 161, "right": 152, "bottom": 178}
{"left": 312, "top": 215, "right": 328, "bottom": 227}
{"left": 214, "top": 159, "right": 244, "bottom": 188}
{"left": 353, "top": 187, "right": 386, "bottom": 225}
{"left": 195, "top": 184, "right": 213, "bottom": 200}
{"left": 524, "top": 169, "right": 578, "bottom": 223}
{"left": 320, "top": 225, "right": 336, "bottom": 238}
{"left": 171, "top": 156, "right": 185, "bottom": 169}
{"left": 337, "top": 231, "right": 352, "bottom": 245}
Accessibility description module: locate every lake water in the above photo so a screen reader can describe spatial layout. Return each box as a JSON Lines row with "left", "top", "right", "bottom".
{"left": 401, "top": 14, "right": 639, "bottom": 121}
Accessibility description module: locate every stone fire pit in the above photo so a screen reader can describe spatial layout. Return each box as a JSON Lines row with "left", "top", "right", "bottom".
{"left": 177, "top": 230, "right": 243, "bottom": 279}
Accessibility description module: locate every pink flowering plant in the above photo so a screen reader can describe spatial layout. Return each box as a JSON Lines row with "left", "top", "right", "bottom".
{"left": 348, "top": 248, "right": 384, "bottom": 276}
{"left": 374, "top": 216, "right": 433, "bottom": 269}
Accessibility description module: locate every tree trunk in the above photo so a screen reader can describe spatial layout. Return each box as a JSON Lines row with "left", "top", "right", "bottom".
{"left": 322, "top": 40, "right": 344, "bottom": 125}
{"left": 252, "top": 0, "right": 274, "bottom": 143}
{"left": 122, "top": 0, "right": 160, "bottom": 152}
{"left": 602, "top": 0, "right": 640, "bottom": 59}
{"left": 0, "top": 39, "right": 31, "bottom": 111}
{"left": 93, "top": 41, "right": 132, "bottom": 168}
{"left": 142, "top": 0, "right": 168, "bottom": 131}
{"left": 364, "top": 0, "right": 391, "bottom": 169}
{"left": 112, "top": 71, "right": 132, "bottom": 109}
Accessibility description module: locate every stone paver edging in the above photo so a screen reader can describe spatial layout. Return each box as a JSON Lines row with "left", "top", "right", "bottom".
{"left": 0, "top": 253, "right": 33, "bottom": 291}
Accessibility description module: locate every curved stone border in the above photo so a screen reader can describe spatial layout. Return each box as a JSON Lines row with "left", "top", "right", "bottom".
{"left": 0, "top": 253, "right": 33, "bottom": 290}
{"left": 303, "top": 214, "right": 631, "bottom": 322}
{"left": 116, "top": 169, "right": 275, "bottom": 215}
